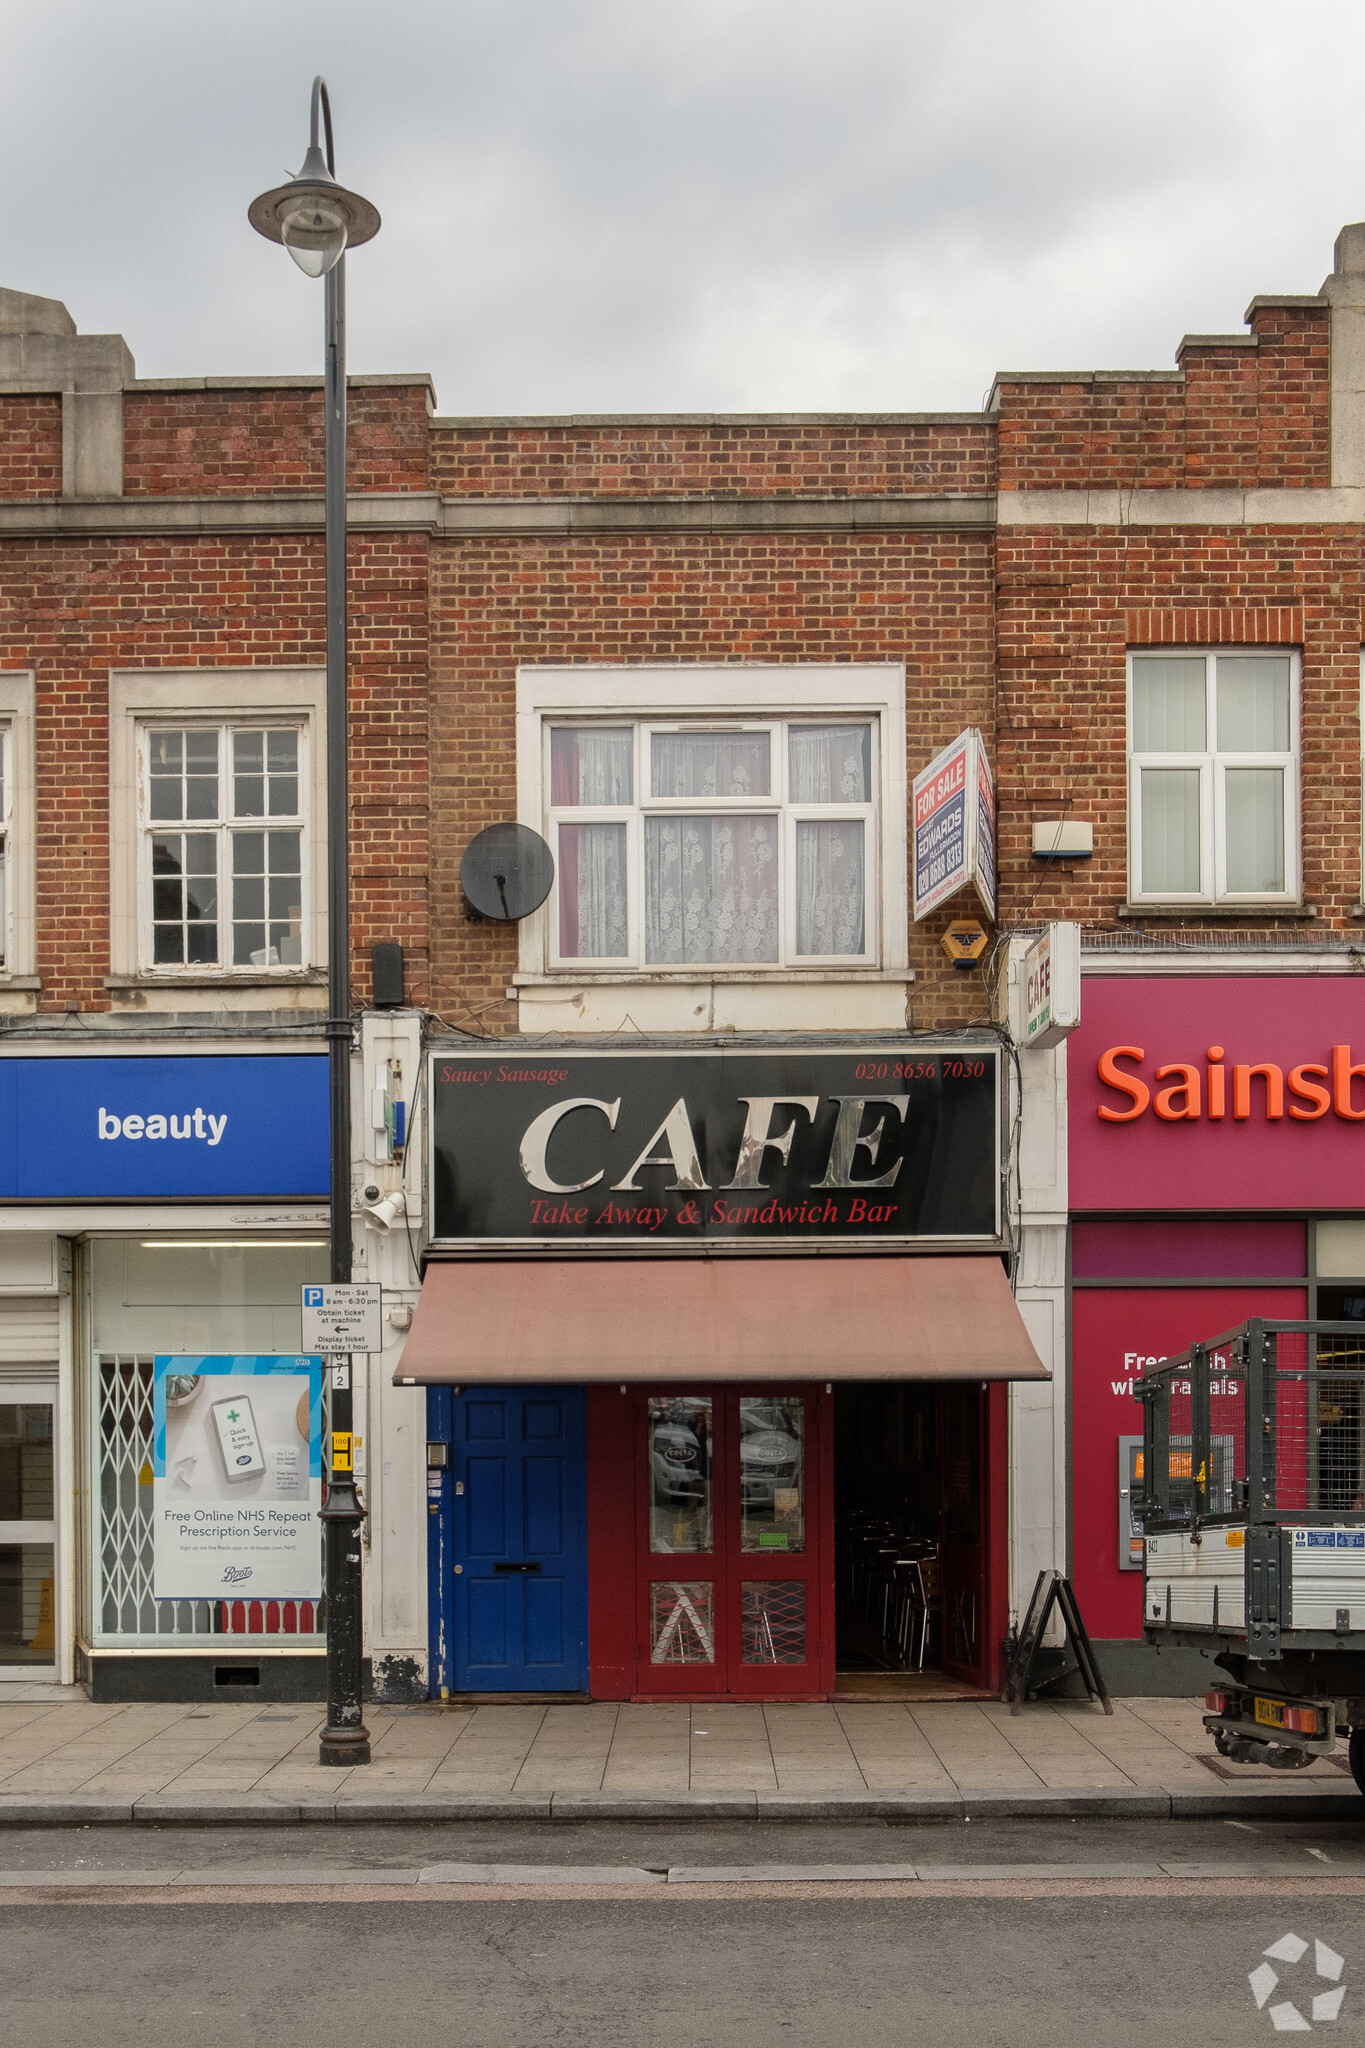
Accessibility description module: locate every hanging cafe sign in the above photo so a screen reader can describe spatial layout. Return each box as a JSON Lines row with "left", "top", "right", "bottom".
{"left": 430, "top": 1042, "right": 1001, "bottom": 1252}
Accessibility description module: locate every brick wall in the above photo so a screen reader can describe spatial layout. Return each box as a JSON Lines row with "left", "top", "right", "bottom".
{"left": 122, "top": 385, "right": 431, "bottom": 496}
{"left": 0, "top": 394, "right": 63, "bottom": 497}
{"left": 0, "top": 532, "right": 428, "bottom": 1011}
{"left": 430, "top": 420, "right": 996, "bottom": 499}
{"left": 995, "top": 307, "right": 1330, "bottom": 492}
{"left": 993, "top": 523, "right": 1362, "bottom": 932}
{"left": 428, "top": 529, "right": 999, "bottom": 1034}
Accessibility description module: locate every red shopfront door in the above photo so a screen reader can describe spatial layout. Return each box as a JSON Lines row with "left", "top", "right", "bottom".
{"left": 632, "top": 1387, "right": 828, "bottom": 1696}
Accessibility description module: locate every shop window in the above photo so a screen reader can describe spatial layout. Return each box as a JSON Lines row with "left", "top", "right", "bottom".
{"left": 1126, "top": 650, "right": 1300, "bottom": 906}
{"left": 141, "top": 724, "right": 306, "bottom": 969}
{"left": 517, "top": 666, "right": 908, "bottom": 982}
{"left": 107, "top": 668, "right": 327, "bottom": 985}
{"left": 84, "top": 1237, "right": 328, "bottom": 1649}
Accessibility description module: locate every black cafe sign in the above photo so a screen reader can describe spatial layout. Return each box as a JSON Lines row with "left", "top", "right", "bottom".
{"left": 430, "top": 1043, "right": 1000, "bottom": 1252}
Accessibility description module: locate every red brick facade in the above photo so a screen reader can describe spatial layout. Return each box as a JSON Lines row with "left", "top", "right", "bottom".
{"left": 0, "top": 267, "right": 1359, "bottom": 1023}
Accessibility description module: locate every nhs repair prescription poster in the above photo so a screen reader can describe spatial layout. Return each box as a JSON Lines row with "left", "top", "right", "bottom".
{"left": 152, "top": 1356, "right": 323, "bottom": 1600}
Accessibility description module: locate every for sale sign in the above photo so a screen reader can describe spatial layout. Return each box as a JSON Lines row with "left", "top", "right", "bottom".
{"left": 912, "top": 729, "right": 996, "bottom": 921}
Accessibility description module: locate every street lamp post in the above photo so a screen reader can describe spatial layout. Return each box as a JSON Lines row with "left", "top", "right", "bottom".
{"left": 250, "top": 78, "right": 381, "bottom": 1767}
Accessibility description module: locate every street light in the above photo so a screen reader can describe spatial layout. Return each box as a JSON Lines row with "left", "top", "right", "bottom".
{"left": 251, "top": 77, "right": 380, "bottom": 1769}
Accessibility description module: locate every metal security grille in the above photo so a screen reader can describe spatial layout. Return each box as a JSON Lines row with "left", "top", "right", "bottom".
{"left": 97, "top": 1354, "right": 211, "bottom": 1640}
{"left": 740, "top": 1580, "right": 805, "bottom": 1664}
{"left": 95, "top": 1354, "right": 323, "bottom": 1645}
{"left": 1136, "top": 1322, "right": 1365, "bottom": 1532}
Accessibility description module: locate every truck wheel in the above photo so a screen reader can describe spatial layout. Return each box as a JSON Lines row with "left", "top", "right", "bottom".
{"left": 1350, "top": 1728, "right": 1365, "bottom": 1797}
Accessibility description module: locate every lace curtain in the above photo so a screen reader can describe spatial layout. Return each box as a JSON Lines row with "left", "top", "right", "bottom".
{"left": 651, "top": 732, "right": 770, "bottom": 798}
{"left": 553, "top": 723, "right": 870, "bottom": 962}
{"left": 788, "top": 725, "right": 870, "bottom": 803}
{"left": 551, "top": 727, "right": 633, "bottom": 806}
{"left": 558, "top": 823, "right": 628, "bottom": 956}
{"left": 645, "top": 816, "right": 778, "bottom": 963}
{"left": 795, "top": 821, "right": 865, "bottom": 955}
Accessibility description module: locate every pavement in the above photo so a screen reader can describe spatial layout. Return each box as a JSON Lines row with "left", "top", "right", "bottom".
{"left": 1, "top": 1682, "right": 1360, "bottom": 1822}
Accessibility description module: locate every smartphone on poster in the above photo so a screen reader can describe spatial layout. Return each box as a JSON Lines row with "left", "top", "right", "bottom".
{"left": 211, "top": 1396, "right": 266, "bottom": 1482}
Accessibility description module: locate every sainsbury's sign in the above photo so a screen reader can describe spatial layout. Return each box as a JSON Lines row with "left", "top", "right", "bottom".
{"left": 1070, "top": 978, "right": 1365, "bottom": 1213}
{"left": 1097, "top": 1043, "right": 1365, "bottom": 1122}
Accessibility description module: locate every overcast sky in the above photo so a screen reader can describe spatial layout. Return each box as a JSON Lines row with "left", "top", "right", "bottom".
{"left": 4, "top": 1, "right": 1365, "bottom": 417}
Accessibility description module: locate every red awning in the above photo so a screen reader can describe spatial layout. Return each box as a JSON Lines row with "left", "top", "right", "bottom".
{"left": 393, "top": 1256, "right": 1047, "bottom": 1385}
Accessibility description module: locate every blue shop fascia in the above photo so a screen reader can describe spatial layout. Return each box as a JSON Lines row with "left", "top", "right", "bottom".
{"left": 0, "top": 1024, "right": 335, "bottom": 1701}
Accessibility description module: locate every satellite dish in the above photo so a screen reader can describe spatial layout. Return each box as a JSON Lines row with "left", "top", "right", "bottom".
{"left": 461, "top": 823, "right": 555, "bottom": 922}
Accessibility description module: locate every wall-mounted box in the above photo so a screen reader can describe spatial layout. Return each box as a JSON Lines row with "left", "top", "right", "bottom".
{"left": 1032, "top": 819, "right": 1093, "bottom": 859}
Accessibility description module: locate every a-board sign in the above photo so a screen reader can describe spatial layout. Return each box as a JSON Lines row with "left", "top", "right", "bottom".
{"left": 430, "top": 1040, "right": 1001, "bottom": 1252}
{"left": 1002, "top": 1569, "right": 1112, "bottom": 1713}
{"left": 301, "top": 1282, "right": 383, "bottom": 1354}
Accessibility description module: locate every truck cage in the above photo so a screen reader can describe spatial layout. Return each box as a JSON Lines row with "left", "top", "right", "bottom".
{"left": 1135, "top": 1318, "right": 1365, "bottom": 1537}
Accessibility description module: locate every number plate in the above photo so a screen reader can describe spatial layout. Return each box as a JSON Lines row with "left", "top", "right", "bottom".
{"left": 1254, "top": 1696, "right": 1286, "bottom": 1728}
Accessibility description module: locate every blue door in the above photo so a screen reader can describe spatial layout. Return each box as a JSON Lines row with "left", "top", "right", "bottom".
{"left": 451, "top": 1385, "right": 588, "bottom": 1692}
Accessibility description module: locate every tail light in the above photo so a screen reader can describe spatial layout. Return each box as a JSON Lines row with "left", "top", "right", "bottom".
{"left": 1205, "top": 1689, "right": 1232, "bottom": 1714}
{"left": 1284, "top": 1705, "right": 1323, "bottom": 1737}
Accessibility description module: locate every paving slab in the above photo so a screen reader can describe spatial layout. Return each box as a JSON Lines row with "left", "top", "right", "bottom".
{"left": 668, "top": 1862, "right": 920, "bottom": 1883}
{"left": 551, "top": 1789, "right": 760, "bottom": 1819}
{"left": 133, "top": 1792, "right": 321, "bottom": 1825}
{"left": 0, "top": 1866, "right": 179, "bottom": 1886}
{"left": 173, "top": 1865, "right": 422, "bottom": 1886}
{"left": 420, "top": 1862, "right": 665, "bottom": 1885}
{"left": 755, "top": 1789, "right": 965, "bottom": 1819}
{"left": 958, "top": 1786, "right": 1172, "bottom": 1818}
{"left": 0, "top": 1794, "right": 135, "bottom": 1827}
{"left": 914, "top": 1861, "right": 1165, "bottom": 1881}
{"left": 333, "top": 1791, "right": 553, "bottom": 1821}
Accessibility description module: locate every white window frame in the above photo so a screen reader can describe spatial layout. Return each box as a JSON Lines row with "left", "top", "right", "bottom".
{"left": 517, "top": 666, "right": 908, "bottom": 981}
{"left": 1126, "top": 647, "right": 1300, "bottom": 908}
{"left": 108, "top": 669, "right": 327, "bottom": 981}
{"left": 0, "top": 673, "right": 36, "bottom": 983}
{"left": 136, "top": 721, "right": 310, "bottom": 973}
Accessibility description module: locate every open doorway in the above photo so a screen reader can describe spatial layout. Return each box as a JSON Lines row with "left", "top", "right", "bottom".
{"left": 833, "top": 1382, "right": 992, "bottom": 1698}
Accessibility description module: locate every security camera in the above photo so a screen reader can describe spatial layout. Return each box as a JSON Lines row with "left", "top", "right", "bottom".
{"left": 362, "top": 1190, "right": 407, "bottom": 1233}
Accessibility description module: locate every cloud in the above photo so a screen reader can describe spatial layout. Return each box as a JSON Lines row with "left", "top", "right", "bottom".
{"left": 0, "top": 0, "right": 1362, "bottom": 412}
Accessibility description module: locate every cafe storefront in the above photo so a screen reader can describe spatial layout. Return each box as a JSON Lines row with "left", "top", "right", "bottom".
{"left": 398, "top": 1038, "right": 1048, "bottom": 1701}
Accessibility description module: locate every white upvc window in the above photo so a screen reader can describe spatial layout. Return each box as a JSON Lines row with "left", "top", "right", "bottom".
{"left": 137, "top": 722, "right": 309, "bottom": 970}
{"left": 1127, "top": 649, "right": 1300, "bottom": 906}
{"left": 545, "top": 718, "right": 879, "bottom": 970}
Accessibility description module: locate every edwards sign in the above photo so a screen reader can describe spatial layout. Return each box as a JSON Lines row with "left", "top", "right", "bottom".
{"left": 431, "top": 1042, "right": 1001, "bottom": 1251}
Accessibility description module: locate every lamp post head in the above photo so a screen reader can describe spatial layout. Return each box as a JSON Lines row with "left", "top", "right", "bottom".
{"left": 248, "top": 81, "right": 380, "bottom": 278}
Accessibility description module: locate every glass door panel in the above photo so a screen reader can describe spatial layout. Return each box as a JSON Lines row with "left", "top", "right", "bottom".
{"left": 0, "top": 1394, "right": 57, "bottom": 1668}
{"left": 724, "top": 1388, "right": 820, "bottom": 1693}
{"left": 637, "top": 1392, "right": 726, "bottom": 1693}
{"left": 635, "top": 1386, "right": 824, "bottom": 1695}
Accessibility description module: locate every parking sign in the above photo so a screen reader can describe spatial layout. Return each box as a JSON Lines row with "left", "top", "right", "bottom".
{"left": 300, "top": 1282, "right": 383, "bottom": 1354}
